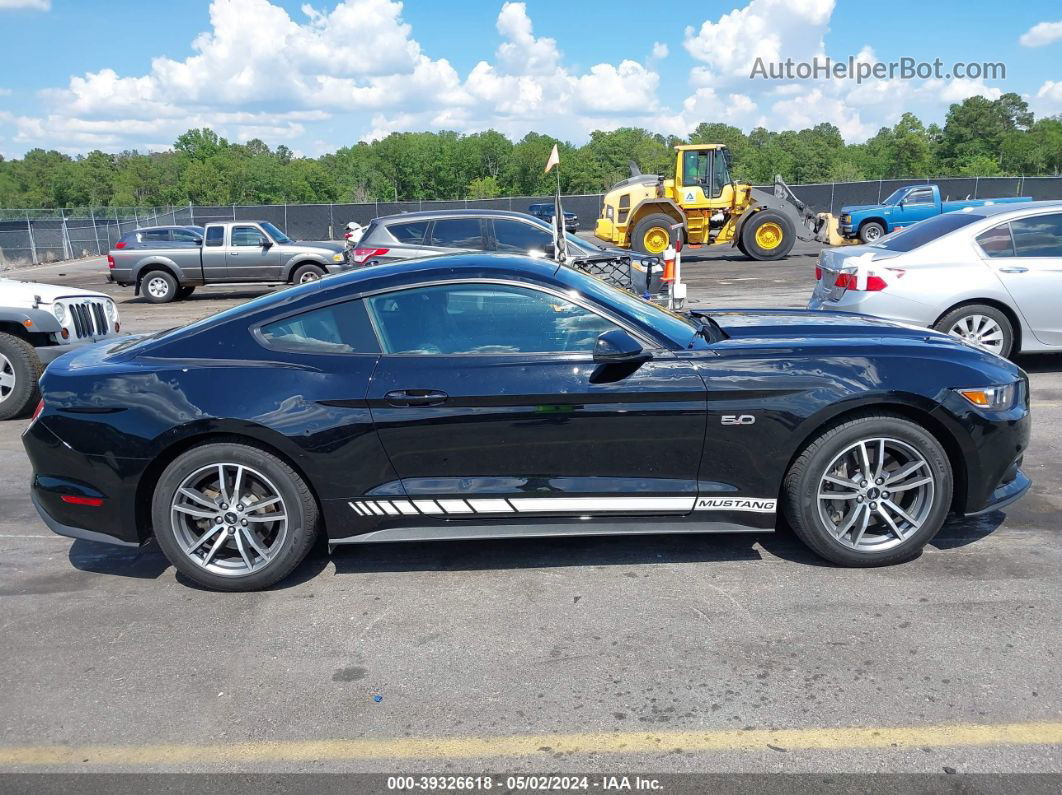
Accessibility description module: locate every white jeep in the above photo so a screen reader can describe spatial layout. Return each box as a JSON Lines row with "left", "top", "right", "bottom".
{"left": 0, "top": 277, "right": 122, "bottom": 420}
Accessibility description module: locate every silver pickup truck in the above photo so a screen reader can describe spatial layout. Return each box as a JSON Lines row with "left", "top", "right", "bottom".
{"left": 107, "top": 221, "right": 352, "bottom": 303}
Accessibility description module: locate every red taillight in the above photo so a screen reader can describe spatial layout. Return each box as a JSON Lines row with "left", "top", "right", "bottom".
{"left": 30, "top": 399, "right": 44, "bottom": 423}
{"left": 815, "top": 266, "right": 822, "bottom": 280}
{"left": 107, "top": 255, "right": 116, "bottom": 269}
{"left": 834, "top": 268, "right": 904, "bottom": 292}
{"left": 352, "top": 247, "right": 389, "bottom": 265}
{"left": 114, "top": 242, "right": 127, "bottom": 249}
{"left": 344, "top": 232, "right": 353, "bottom": 239}
{"left": 61, "top": 495, "right": 104, "bottom": 507}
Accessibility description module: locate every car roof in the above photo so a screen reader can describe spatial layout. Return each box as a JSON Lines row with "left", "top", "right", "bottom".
{"left": 955, "top": 200, "right": 1062, "bottom": 219}
{"left": 372, "top": 209, "right": 544, "bottom": 224}
{"left": 130, "top": 225, "right": 203, "bottom": 233}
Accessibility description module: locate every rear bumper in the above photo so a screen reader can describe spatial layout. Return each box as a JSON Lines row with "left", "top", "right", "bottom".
{"left": 31, "top": 491, "right": 139, "bottom": 547}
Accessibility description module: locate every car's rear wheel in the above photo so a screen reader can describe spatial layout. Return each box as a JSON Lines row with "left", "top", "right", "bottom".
{"left": 292, "top": 263, "right": 325, "bottom": 284}
{"left": 933, "top": 304, "right": 1014, "bottom": 358}
{"left": 0, "top": 332, "right": 43, "bottom": 421}
{"left": 142, "top": 270, "right": 178, "bottom": 303}
{"left": 783, "top": 414, "right": 952, "bottom": 567}
{"left": 151, "top": 442, "right": 319, "bottom": 591}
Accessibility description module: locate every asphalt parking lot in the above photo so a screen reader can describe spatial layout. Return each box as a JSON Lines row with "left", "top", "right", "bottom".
{"left": 0, "top": 245, "right": 1059, "bottom": 775}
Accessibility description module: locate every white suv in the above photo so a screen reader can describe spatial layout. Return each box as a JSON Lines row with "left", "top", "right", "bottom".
{"left": 0, "top": 277, "right": 122, "bottom": 420}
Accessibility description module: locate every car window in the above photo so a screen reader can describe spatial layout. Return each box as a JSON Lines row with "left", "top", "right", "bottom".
{"left": 232, "top": 226, "right": 267, "bottom": 247}
{"left": 975, "top": 224, "right": 1014, "bottom": 258}
{"left": 872, "top": 212, "right": 981, "bottom": 252}
{"left": 387, "top": 221, "right": 429, "bottom": 244}
{"left": 905, "top": 188, "right": 934, "bottom": 205}
{"left": 428, "top": 219, "right": 484, "bottom": 249}
{"left": 204, "top": 226, "right": 224, "bottom": 247}
{"left": 139, "top": 229, "right": 171, "bottom": 242}
{"left": 1010, "top": 213, "right": 1062, "bottom": 258}
{"left": 260, "top": 301, "right": 380, "bottom": 354}
{"left": 492, "top": 219, "right": 553, "bottom": 253}
{"left": 365, "top": 284, "right": 619, "bottom": 355}
{"left": 171, "top": 229, "right": 200, "bottom": 243}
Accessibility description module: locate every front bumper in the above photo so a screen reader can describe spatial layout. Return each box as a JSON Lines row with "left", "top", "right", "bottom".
{"left": 964, "top": 469, "right": 1031, "bottom": 517}
{"left": 34, "top": 336, "right": 126, "bottom": 365}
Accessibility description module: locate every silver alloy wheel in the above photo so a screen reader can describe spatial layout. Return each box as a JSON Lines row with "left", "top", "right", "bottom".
{"left": 170, "top": 463, "right": 289, "bottom": 577}
{"left": 0, "top": 352, "right": 13, "bottom": 404}
{"left": 298, "top": 270, "right": 321, "bottom": 284}
{"left": 948, "top": 314, "right": 1005, "bottom": 354}
{"left": 862, "top": 224, "right": 882, "bottom": 241}
{"left": 816, "top": 437, "right": 935, "bottom": 552}
{"left": 147, "top": 276, "right": 171, "bottom": 299}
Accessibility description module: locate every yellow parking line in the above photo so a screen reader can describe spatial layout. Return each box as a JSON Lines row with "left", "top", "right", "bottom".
{"left": 0, "top": 721, "right": 1059, "bottom": 766}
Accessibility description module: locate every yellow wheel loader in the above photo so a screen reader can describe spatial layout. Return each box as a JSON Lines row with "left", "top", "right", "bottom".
{"left": 594, "top": 144, "right": 832, "bottom": 261}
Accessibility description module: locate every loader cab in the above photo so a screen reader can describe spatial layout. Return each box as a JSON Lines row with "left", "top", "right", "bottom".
{"left": 675, "top": 145, "right": 735, "bottom": 209}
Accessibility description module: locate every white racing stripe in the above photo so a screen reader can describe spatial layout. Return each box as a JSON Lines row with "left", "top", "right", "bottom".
{"left": 350, "top": 495, "right": 777, "bottom": 517}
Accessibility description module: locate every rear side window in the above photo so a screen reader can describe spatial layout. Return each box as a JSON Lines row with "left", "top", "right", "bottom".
{"left": 139, "top": 229, "right": 170, "bottom": 242}
{"left": 259, "top": 301, "right": 380, "bottom": 354}
{"left": 204, "top": 226, "right": 224, "bottom": 247}
{"left": 387, "top": 221, "right": 429, "bottom": 244}
{"left": 1010, "top": 214, "right": 1062, "bottom": 257}
{"left": 428, "top": 219, "right": 484, "bottom": 249}
{"left": 873, "top": 213, "right": 981, "bottom": 252}
{"left": 975, "top": 224, "right": 1014, "bottom": 258}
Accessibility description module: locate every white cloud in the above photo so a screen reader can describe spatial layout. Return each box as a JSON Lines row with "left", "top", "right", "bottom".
{"left": 1019, "top": 20, "right": 1062, "bottom": 47}
{"left": 0, "top": 0, "right": 50, "bottom": 9}
{"left": 1031, "top": 80, "right": 1062, "bottom": 115}
{"left": 650, "top": 42, "right": 668, "bottom": 60}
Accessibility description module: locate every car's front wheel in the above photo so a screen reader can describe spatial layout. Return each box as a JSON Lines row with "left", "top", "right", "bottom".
{"left": 858, "top": 221, "right": 885, "bottom": 244}
{"left": 151, "top": 442, "right": 319, "bottom": 591}
{"left": 292, "top": 264, "right": 325, "bottom": 284}
{"left": 0, "top": 332, "right": 43, "bottom": 421}
{"left": 783, "top": 414, "right": 952, "bottom": 567}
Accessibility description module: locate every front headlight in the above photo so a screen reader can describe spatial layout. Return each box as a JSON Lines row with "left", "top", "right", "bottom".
{"left": 104, "top": 300, "right": 117, "bottom": 321}
{"left": 955, "top": 383, "right": 1016, "bottom": 410}
{"left": 332, "top": 253, "right": 344, "bottom": 263}
{"left": 52, "top": 303, "right": 66, "bottom": 324}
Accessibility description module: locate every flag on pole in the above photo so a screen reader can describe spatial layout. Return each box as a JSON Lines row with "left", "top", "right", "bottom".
{"left": 544, "top": 143, "right": 560, "bottom": 173}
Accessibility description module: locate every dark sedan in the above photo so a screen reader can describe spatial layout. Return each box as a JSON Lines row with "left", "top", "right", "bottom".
{"left": 24, "top": 254, "right": 1030, "bottom": 590}
{"left": 528, "top": 202, "right": 579, "bottom": 232}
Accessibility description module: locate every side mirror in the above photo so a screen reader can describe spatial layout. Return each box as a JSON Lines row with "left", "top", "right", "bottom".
{"left": 194, "top": 238, "right": 203, "bottom": 246}
{"left": 594, "top": 329, "right": 651, "bottom": 364}
{"left": 261, "top": 238, "right": 272, "bottom": 248}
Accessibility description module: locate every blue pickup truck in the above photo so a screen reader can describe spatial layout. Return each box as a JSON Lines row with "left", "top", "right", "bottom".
{"left": 839, "top": 184, "right": 1031, "bottom": 243}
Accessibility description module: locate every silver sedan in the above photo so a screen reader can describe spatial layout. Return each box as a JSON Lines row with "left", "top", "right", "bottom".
{"left": 808, "top": 201, "right": 1062, "bottom": 358}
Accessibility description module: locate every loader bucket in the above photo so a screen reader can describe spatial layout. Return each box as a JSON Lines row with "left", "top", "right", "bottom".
{"left": 814, "top": 213, "right": 857, "bottom": 247}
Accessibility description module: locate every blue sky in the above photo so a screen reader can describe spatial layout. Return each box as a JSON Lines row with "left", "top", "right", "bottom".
{"left": 0, "top": 0, "right": 1059, "bottom": 158}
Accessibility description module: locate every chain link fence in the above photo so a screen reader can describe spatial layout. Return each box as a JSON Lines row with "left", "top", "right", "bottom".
{"left": 2, "top": 177, "right": 1060, "bottom": 269}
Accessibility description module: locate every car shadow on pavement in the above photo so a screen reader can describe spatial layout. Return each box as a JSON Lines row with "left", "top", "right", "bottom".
{"left": 68, "top": 538, "right": 170, "bottom": 580}
{"left": 123, "top": 289, "right": 272, "bottom": 305}
{"left": 1015, "top": 351, "right": 1062, "bottom": 373}
{"left": 929, "top": 511, "right": 1006, "bottom": 551}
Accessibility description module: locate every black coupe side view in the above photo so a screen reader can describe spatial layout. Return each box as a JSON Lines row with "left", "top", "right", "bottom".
{"left": 23, "top": 254, "right": 1030, "bottom": 590}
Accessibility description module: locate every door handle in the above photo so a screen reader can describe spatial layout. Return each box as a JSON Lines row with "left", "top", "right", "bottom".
{"left": 385, "top": 389, "right": 449, "bottom": 407}
{"left": 999, "top": 267, "right": 1027, "bottom": 273}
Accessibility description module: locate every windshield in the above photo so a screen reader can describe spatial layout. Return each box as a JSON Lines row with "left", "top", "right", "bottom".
{"left": 557, "top": 265, "right": 699, "bottom": 347}
{"left": 871, "top": 212, "right": 982, "bottom": 252}
{"left": 261, "top": 221, "right": 293, "bottom": 244}
{"left": 881, "top": 189, "right": 906, "bottom": 206}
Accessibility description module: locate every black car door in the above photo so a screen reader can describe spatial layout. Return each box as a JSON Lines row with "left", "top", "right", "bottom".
{"left": 363, "top": 280, "right": 707, "bottom": 518}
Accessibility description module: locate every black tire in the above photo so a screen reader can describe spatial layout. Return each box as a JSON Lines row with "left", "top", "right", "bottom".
{"left": 933, "top": 303, "right": 1015, "bottom": 359}
{"left": 151, "top": 442, "right": 320, "bottom": 591}
{"left": 858, "top": 221, "right": 885, "bottom": 244}
{"left": 141, "top": 270, "right": 179, "bottom": 304}
{"left": 735, "top": 238, "right": 749, "bottom": 257}
{"left": 0, "top": 332, "right": 43, "bottom": 421}
{"left": 176, "top": 285, "right": 196, "bottom": 300}
{"left": 783, "top": 413, "right": 953, "bottom": 567}
{"left": 740, "top": 210, "right": 795, "bottom": 260}
{"left": 292, "top": 263, "right": 325, "bottom": 284}
{"left": 631, "top": 213, "right": 678, "bottom": 256}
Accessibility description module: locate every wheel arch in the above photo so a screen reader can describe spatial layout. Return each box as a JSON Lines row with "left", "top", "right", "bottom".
{"left": 932, "top": 297, "right": 1023, "bottom": 354}
{"left": 857, "top": 217, "right": 887, "bottom": 235}
{"left": 283, "top": 256, "right": 328, "bottom": 282}
{"left": 626, "top": 199, "right": 685, "bottom": 241}
{"left": 134, "top": 428, "right": 324, "bottom": 541}
{"left": 135, "top": 261, "right": 182, "bottom": 294}
{"left": 778, "top": 399, "right": 969, "bottom": 514}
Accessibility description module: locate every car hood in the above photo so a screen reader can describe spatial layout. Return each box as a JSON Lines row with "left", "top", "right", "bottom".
{"left": 703, "top": 308, "right": 945, "bottom": 344}
{"left": 839, "top": 204, "right": 886, "bottom": 214}
{"left": 282, "top": 240, "right": 345, "bottom": 254}
{"left": 0, "top": 276, "right": 108, "bottom": 306}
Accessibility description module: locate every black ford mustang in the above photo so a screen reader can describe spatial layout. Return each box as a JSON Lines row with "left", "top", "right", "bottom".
{"left": 23, "top": 254, "right": 1030, "bottom": 591}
